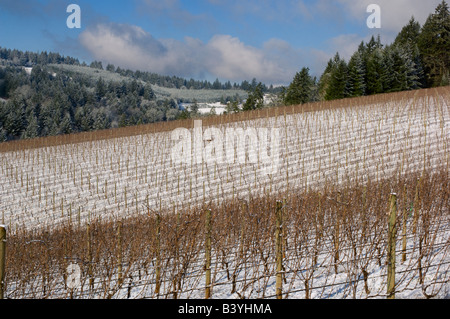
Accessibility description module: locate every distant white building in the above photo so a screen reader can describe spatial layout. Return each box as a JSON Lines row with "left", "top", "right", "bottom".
{"left": 23, "top": 67, "right": 33, "bottom": 76}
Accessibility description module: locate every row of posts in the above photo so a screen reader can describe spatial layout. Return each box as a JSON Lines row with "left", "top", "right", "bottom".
{"left": 0, "top": 225, "right": 5, "bottom": 299}
{"left": 205, "top": 193, "right": 396, "bottom": 299}
{"left": 0, "top": 194, "right": 398, "bottom": 299}
{"left": 206, "top": 196, "right": 399, "bottom": 299}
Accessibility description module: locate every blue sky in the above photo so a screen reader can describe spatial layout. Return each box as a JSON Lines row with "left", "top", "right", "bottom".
{"left": 0, "top": 0, "right": 443, "bottom": 85}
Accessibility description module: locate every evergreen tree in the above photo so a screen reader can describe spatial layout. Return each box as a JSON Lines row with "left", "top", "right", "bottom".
{"left": 365, "top": 35, "right": 383, "bottom": 56}
{"left": 382, "top": 45, "right": 397, "bottom": 92}
{"left": 59, "top": 113, "right": 73, "bottom": 135}
{"left": 0, "top": 127, "right": 6, "bottom": 142}
{"left": 21, "top": 114, "right": 39, "bottom": 139}
{"left": 392, "top": 45, "right": 422, "bottom": 91}
{"left": 90, "top": 61, "right": 103, "bottom": 70}
{"left": 318, "top": 59, "right": 334, "bottom": 100}
{"left": 366, "top": 48, "right": 386, "bottom": 95}
{"left": 226, "top": 100, "right": 240, "bottom": 114}
{"left": 106, "top": 63, "right": 115, "bottom": 72}
{"left": 143, "top": 84, "right": 155, "bottom": 100}
{"left": 92, "top": 110, "right": 110, "bottom": 130}
{"left": 243, "top": 82, "right": 264, "bottom": 111}
{"left": 212, "top": 78, "right": 222, "bottom": 90}
{"left": 284, "top": 67, "right": 313, "bottom": 105}
{"left": 393, "top": 16, "right": 425, "bottom": 88}
{"left": 418, "top": 0, "right": 450, "bottom": 87}
{"left": 394, "top": 17, "right": 422, "bottom": 48}
{"left": 166, "top": 108, "right": 180, "bottom": 121}
{"left": 347, "top": 51, "right": 366, "bottom": 97}
{"left": 190, "top": 99, "right": 199, "bottom": 116}
{"left": 3, "top": 99, "right": 24, "bottom": 137}
{"left": 95, "top": 77, "right": 107, "bottom": 101}
{"left": 325, "top": 53, "right": 349, "bottom": 100}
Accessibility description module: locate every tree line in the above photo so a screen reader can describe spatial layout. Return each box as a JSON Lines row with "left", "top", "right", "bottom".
{"left": 0, "top": 61, "right": 272, "bottom": 141}
{"left": 0, "top": 50, "right": 276, "bottom": 141}
{"left": 0, "top": 63, "right": 184, "bottom": 141}
{"left": 0, "top": 46, "right": 272, "bottom": 92}
{"left": 279, "top": 1, "right": 449, "bottom": 107}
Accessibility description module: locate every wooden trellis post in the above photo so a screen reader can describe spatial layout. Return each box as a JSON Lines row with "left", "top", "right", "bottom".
{"left": 402, "top": 186, "right": 407, "bottom": 263}
{"left": 155, "top": 213, "right": 161, "bottom": 296}
{"left": 205, "top": 209, "right": 212, "bottom": 299}
{"left": 412, "top": 178, "right": 421, "bottom": 234}
{"left": 117, "top": 221, "right": 123, "bottom": 287}
{"left": 0, "top": 225, "right": 6, "bottom": 300}
{"left": 275, "top": 200, "right": 283, "bottom": 299}
{"left": 86, "top": 221, "right": 94, "bottom": 291}
{"left": 387, "top": 193, "right": 397, "bottom": 299}
{"left": 334, "top": 193, "right": 342, "bottom": 275}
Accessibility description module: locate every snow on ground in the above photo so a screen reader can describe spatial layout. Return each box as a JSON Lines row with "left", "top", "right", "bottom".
{"left": 0, "top": 92, "right": 449, "bottom": 299}
{"left": 1, "top": 94, "right": 448, "bottom": 231}
{"left": 181, "top": 94, "right": 276, "bottom": 115}
{"left": 7, "top": 219, "right": 449, "bottom": 299}
{"left": 181, "top": 101, "right": 228, "bottom": 115}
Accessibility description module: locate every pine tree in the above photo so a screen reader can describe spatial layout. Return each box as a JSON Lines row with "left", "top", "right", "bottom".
{"left": 325, "top": 53, "right": 349, "bottom": 100}
{"left": 365, "top": 35, "right": 383, "bottom": 56}
{"left": 212, "top": 78, "right": 222, "bottom": 90}
{"left": 3, "top": 99, "right": 24, "bottom": 137}
{"left": 243, "top": 82, "right": 264, "bottom": 111}
{"left": 106, "top": 63, "right": 115, "bottom": 72}
{"left": 382, "top": 45, "right": 397, "bottom": 92}
{"left": 396, "top": 45, "right": 422, "bottom": 91}
{"left": 394, "top": 17, "right": 422, "bottom": 48}
{"left": 418, "top": 1, "right": 450, "bottom": 87}
{"left": 347, "top": 51, "right": 366, "bottom": 97}
{"left": 366, "top": 48, "right": 386, "bottom": 95}
{"left": 21, "top": 114, "right": 39, "bottom": 139}
{"left": 95, "top": 78, "right": 107, "bottom": 101}
{"left": 0, "top": 127, "right": 6, "bottom": 142}
{"left": 318, "top": 59, "right": 334, "bottom": 100}
{"left": 59, "top": 113, "right": 73, "bottom": 135}
{"left": 284, "top": 67, "right": 313, "bottom": 105}
{"left": 393, "top": 16, "right": 425, "bottom": 88}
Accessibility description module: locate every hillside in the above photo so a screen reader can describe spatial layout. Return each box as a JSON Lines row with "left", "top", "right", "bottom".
{"left": 48, "top": 63, "right": 249, "bottom": 103}
{"left": 1, "top": 86, "right": 448, "bottom": 230}
{"left": 0, "top": 51, "right": 250, "bottom": 143}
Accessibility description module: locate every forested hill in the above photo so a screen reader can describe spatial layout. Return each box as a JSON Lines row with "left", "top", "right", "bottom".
{"left": 0, "top": 46, "right": 268, "bottom": 92}
{"left": 0, "top": 50, "right": 254, "bottom": 142}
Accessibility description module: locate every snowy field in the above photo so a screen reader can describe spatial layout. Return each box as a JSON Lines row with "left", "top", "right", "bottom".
{"left": 1, "top": 92, "right": 448, "bottom": 231}
{"left": 1, "top": 89, "right": 449, "bottom": 299}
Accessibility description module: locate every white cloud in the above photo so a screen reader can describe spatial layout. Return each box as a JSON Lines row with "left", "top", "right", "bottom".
{"left": 327, "top": 34, "right": 369, "bottom": 61}
{"left": 79, "top": 23, "right": 202, "bottom": 78}
{"left": 262, "top": 38, "right": 330, "bottom": 79}
{"left": 79, "top": 22, "right": 318, "bottom": 84}
{"left": 206, "top": 35, "right": 286, "bottom": 83}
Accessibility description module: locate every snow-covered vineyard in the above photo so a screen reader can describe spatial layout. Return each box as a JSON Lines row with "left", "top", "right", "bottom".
{"left": 0, "top": 89, "right": 448, "bottom": 231}
{"left": 0, "top": 87, "right": 449, "bottom": 299}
